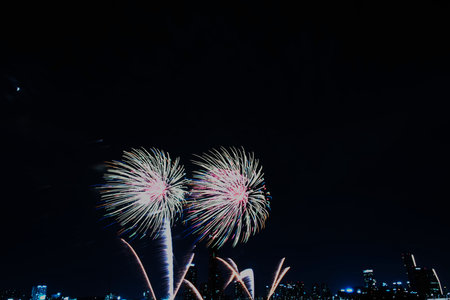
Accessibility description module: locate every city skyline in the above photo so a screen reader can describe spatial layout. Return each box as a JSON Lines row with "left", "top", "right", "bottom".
{"left": 1, "top": 0, "right": 449, "bottom": 299}
{"left": 0, "top": 251, "right": 446, "bottom": 300}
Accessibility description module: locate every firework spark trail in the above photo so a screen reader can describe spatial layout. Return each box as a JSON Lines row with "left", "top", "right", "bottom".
{"left": 228, "top": 258, "right": 239, "bottom": 272}
{"left": 160, "top": 219, "right": 174, "bottom": 300}
{"left": 267, "top": 258, "right": 290, "bottom": 300}
{"left": 171, "top": 253, "right": 195, "bottom": 300}
{"left": 217, "top": 257, "right": 253, "bottom": 300}
{"left": 100, "top": 148, "right": 192, "bottom": 300}
{"left": 273, "top": 267, "right": 290, "bottom": 295}
{"left": 240, "top": 269, "right": 255, "bottom": 299}
{"left": 270, "top": 257, "right": 285, "bottom": 295}
{"left": 183, "top": 279, "right": 203, "bottom": 300}
{"left": 223, "top": 258, "right": 239, "bottom": 290}
{"left": 222, "top": 258, "right": 253, "bottom": 296}
{"left": 187, "top": 147, "right": 271, "bottom": 248}
{"left": 267, "top": 267, "right": 291, "bottom": 300}
{"left": 120, "top": 239, "right": 157, "bottom": 300}
{"left": 99, "top": 148, "right": 188, "bottom": 239}
{"left": 223, "top": 272, "right": 235, "bottom": 290}
{"left": 221, "top": 258, "right": 253, "bottom": 298}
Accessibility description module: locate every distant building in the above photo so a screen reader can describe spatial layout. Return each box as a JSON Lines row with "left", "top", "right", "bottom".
{"left": 272, "top": 282, "right": 325, "bottom": 300}
{"left": 31, "top": 286, "right": 47, "bottom": 300}
{"left": 233, "top": 281, "right": 246, "bottom": 300}
{"left": 104, "top": 293, "right": 119, "bottom": 300}
{"left": 50, "top": 293, "right": 62, "bottom": 300}
{"left": 275, "top": 281, "right": 308, "bottom": 300}
{"left": 362, "top": 269, "right": 377, "bottom": 292}
{"left": 402, "top": 253, "right": 443, "bottom": 298}
{"left": 298, "top": 282, "right": 308, "bottom": 300}
{"left": 283, "top": 282, "right": 308, "bottom": 300}
{"left": 206, "top": 249, "right": 223, "bottom": 300}
{"left": 311, "top": 283, "right": 320, "bottom": 300}
{"left": 0, "top": 289, "right": 27, "bottom": 300}
{"left": 428, "top": 268, "right": 443, "bottom": 297}
{"left": 184, "top": 263, "right": 199, "bottom": 300}
{"left": 320, "top": 283, "right": 332, "bottom": 300}
{"left": 200, "top": 283, "right": 208, "bottom": 300}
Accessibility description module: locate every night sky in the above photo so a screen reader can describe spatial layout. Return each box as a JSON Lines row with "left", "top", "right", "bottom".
{"left": 1, "top": 1, "right": 449, "bottom": 299}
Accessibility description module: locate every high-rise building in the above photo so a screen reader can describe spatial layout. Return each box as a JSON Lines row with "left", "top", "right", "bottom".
{"left": 104, "top": 294, "right": 119, "bottom": 300}
{"left": 401, "top": 252, "right": 443, "bottom": 298}
{"left": 320, "top": 283, "right": 331, "bottom": 300}
{"left": 402, "top": 252, "right": 418, "bottom": 290}
{"left": 362, "top": 269, "right": 377, "bottom": 291}
{"left": 273, "top": 282, "right": 302, "bottom": 300}
{"left": 50, "top": 293, "right": 62, "bottom": 300}
{"left": 428, "top": 268, "right": 443, "bottom": 297}
{"left": 184, "top": 263, "right": 199, "bottom": 300}
{"left": 1, "top": 289, "right": 26, "bottom": 300}
{"left": 201, "top": 283, "right": 208, "bottom": 300}
{"left": 31, "top": 286, "right": 47, "bottom": 300}
{"left": 297, "top": 282, "right": 307, "bottom": 300}
{"left": 233, "top": 280, "right": 246, "bottom": 300}
{"left": 311, "top": 283, "right": 320, "bottom": 300}
{"left": 206, "top": 249, "right": 223, "bottom": 300}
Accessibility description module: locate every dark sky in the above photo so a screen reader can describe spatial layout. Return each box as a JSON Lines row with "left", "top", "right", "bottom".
{"left": 1, "top": 0, "right": 449, "bottom": 299}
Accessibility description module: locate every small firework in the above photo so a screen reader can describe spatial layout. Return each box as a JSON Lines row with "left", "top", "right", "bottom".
{"left": 221, "top": 257, "right": 255, "bottom": 299}
{"left": 267, "top": 258, "right": 290, "bottom": 300}
{"left": 120, "top": 238, "right": 195, "bottom": 300}
{"left": 186, "top": 147, "right": 270, "bottom": 248}
{"left": 217, "top": 257, "right": 253, "bottom": 300}
{"left": 120, "top": 239, "right": 157, "bottom": 300}
{"left": 99, "top": 148, "right": 188, "bottom": 238}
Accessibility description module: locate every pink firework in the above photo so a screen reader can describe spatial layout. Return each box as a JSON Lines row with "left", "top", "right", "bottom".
{"left": 186, "top": 147, "right": 271, "bottom": 248}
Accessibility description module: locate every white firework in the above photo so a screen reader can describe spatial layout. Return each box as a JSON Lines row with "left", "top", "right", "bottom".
{"left": 186, "top": 147, "right": 270, "bottom": 248}
{"left": 99, "top": 148, "right": 188, "bottom": 238}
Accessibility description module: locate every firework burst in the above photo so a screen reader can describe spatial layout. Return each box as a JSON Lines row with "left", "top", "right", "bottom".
{"left": 98, "top": 148, "right": 188, "bottom": 238}
{"left": 186, "top": 147, "right": 270, "bottom": 248}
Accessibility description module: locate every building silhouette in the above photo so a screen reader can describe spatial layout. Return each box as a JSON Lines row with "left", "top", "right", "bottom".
{"left": 0, "top": 289, "right": 27, "bottom": 300}
{"left": 233, "top": 281, "right": 247, "bottom": 300}
{"left": 31, "top": 286, "right": 47, "bottom": 300}
{"left": 311, "top": 283, "right": 320, "bottom": 300}
{"left": 183, "top": 263, "right": 198, "bottom": 300}
{"left": 401, "top": 252, "right": 443, "bottom": 298}
{"left": 362, "top": 269, "right": 377, "bottom": 293}
{"left": 204, "top": 249, "right": 224, "bottom": 300}
{"left": 320, "top": 283, "right": 331, "bottom": 300}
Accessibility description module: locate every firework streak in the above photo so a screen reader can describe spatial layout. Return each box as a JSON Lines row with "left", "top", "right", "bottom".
{"left": 267, "top": 258, "right": 290, "bottom": 300}
{"left": 120, "top": 239, "right": 157, "bottom": 300}
{"left": 183, "top": 279, "right": 203, "bottom": 300}
{"left": 217, "top": 257, "right": 253, "bottom": 300}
